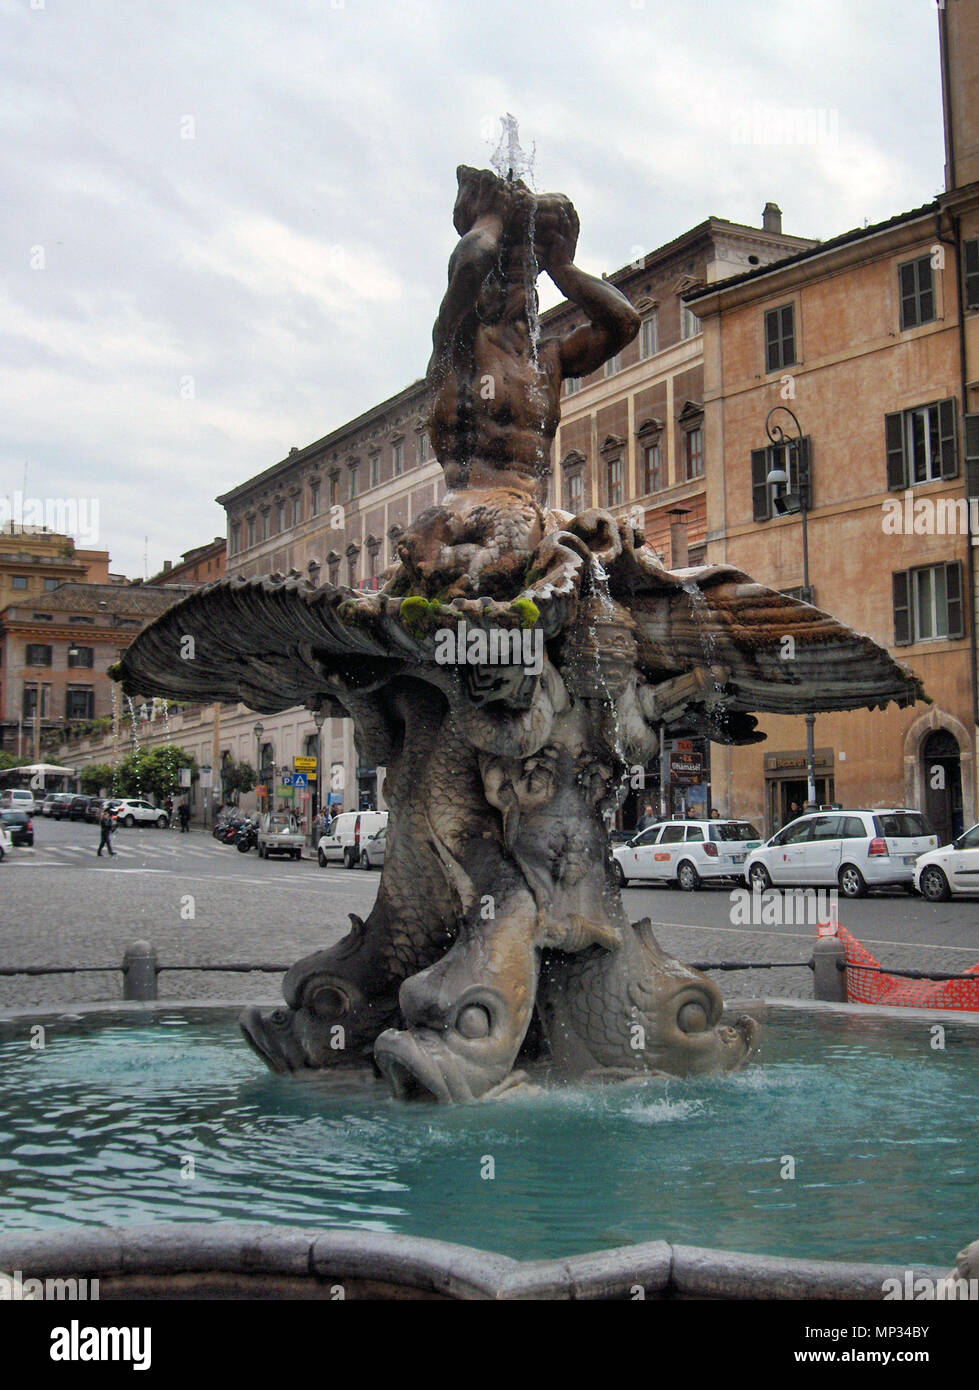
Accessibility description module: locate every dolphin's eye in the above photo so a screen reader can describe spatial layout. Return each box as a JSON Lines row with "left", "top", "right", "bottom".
{"left": 456, "top": 1004, "right": 492, "bottom": 1039}
{"left": 677, "top": 1001, "right": 710, "bottom": 1033}
{"left": 308, "top": 984, "right": 350, "bottom": 1020}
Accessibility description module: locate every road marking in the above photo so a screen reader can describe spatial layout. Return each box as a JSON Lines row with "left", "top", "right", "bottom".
{"left": 89, "top": 867, "right": 170, "bottom": 874}
{"left": 3, "top": 860, "right": 70, "bottom": 867}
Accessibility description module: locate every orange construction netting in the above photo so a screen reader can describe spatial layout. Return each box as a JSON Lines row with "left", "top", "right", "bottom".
{"left": 836, "top": 924, "right": 979, "bottom": 1011}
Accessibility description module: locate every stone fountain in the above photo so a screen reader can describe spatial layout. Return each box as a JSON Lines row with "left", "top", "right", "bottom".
{"left": 118, "top": 163, "right": 924, "bottom": 1103}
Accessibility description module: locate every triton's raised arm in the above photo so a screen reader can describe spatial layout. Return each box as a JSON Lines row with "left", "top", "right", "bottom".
{"left": 430, "top": 166, "right": 513, "bottom": 363}
{"left": 534, "top": 194, "right": 641, "bottom": 377}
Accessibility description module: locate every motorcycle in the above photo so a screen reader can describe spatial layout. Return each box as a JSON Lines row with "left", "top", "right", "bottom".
{"left": 235, "top": 819, "right": 258, "bottom": 853}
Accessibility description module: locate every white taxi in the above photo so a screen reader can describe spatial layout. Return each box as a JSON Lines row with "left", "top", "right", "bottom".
{"left": 613, "top": 819, "right": 763, "bottom": 891}
{"left": 915, "top": 823, "right": 979, "bottom": 901}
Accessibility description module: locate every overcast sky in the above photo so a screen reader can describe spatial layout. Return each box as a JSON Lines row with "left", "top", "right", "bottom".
{"left": 2, "top": 0, "right": 946, "bottom": 578}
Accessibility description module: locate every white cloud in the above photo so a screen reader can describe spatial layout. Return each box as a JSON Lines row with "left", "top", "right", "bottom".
{"left": 0, "top": 0, "right": 946, "bottom": 576}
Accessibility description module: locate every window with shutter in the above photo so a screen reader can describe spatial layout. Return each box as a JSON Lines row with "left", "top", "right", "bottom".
{"left": 899, "top": 255, "right": 936, "bottom": 329}
{"left": 965, "top": 415, "right": 979, "bottom": 498}
{"left": 885, "top": 412, "right": 906, "bottom": 490}
{"left": 751, "top": 448, "right": 771, "bottom": 521}
{"left": 963, "top": 239, "right": 979, "bottom": 311}
{"left": 945, "top": 561, "right": 964, "bottom": 639}
{"left": 895, "top": 562, "right": 965, "bottom": 643}
{"left": 938, "top": 399, "right": 958, "bottom": 478}
{"left": 893, "top": 570, "right": 911, "bottom": 645}
{"left": 764, "top": 304, "right": 796, "bottom": 373}
{"left": 887, "top": 399, "right": 957, "bottom": 487}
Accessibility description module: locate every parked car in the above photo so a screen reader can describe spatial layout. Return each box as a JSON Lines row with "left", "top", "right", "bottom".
{"left": 0, "top": 788, "right": 37, "bottom": 815}
{"left": 613, "top": 819, "right": 763, "bottom": 891}
{"left": 317, "top": 810, "right": 388, "bottom": 869}
{"left": 359, "top": 826, "right": 387, "bottom": 869}
{"left": 744, "top": 809, "right": 938, "bottom": 898}
{"left": 68, "top": 794, "right": 96, "bottom": 821}
{"left": 0, "top": 820, "right": 11, "bottom": 861}
{"left": 47, "top": 792, "right": 77, "bottom": 820}
{"left": 41, "top": 794, "right": 62, "bottom": 817}
{"left": 112, "top": 798, "right": 169, "bottom": 829}
{"left": 0, "top": 809, "right": 33, "bottom": 847}
{"left": 85, "top": 798, "right": 105, "bottom": 823}
{"left": 257, "top": 813, "right": 304, "bottom": 860}
{"left": 914, "top": 823, "right": 979, "bottom": 901}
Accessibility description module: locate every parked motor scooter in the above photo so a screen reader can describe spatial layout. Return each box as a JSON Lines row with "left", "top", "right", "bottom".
{"left": 235, "top": 818, "right": 258, "bottom": 853}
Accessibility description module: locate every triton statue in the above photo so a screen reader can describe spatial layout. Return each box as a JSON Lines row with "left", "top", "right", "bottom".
{"left": 118, "top": 163, "right": 924, "bottom": 1102}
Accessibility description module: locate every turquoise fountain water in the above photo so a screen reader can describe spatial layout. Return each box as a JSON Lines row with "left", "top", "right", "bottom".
{"left": 0, "top": 1008, "right": 974, "bottom": 1266}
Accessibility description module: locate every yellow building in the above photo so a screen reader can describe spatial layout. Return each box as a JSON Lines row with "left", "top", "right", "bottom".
{"left": 685, "top": 0, "right": 979, "bottom": 842}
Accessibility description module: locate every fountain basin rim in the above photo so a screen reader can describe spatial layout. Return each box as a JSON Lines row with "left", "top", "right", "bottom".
{"left": 0, "top": 997, "right": 970, "bottom": 1299}
{"left": 0, "top": 1222, "right": 950, "bottom": 1301}
{"left": 1, "top": 994, "right": 977, "bottom": 1029}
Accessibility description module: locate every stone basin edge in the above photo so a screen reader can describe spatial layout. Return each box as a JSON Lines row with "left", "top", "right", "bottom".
{"left": 0, "top": 996, "right": 969, "bottom": 1299}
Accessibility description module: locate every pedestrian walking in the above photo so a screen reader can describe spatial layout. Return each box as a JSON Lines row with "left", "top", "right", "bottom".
{"left": 178, "top": 801, "right": 190, "bottom": 833}
{"left": 96, "top": 805, "right": 116, "bottom": 857}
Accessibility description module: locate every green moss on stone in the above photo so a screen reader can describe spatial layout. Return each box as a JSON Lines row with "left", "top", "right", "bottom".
{"left": 510, "top": 597, "right": 540, "bottom": 629}
{"left": 400, "top": 596, "right": 437, "bottom": 635}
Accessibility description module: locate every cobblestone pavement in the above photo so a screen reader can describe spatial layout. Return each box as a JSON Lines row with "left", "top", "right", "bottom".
{"left": 2, "top": 819, "right": 978, "bottom": 1011}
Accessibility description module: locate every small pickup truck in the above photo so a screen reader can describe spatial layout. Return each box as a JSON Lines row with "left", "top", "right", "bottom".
{"left": 257, "top": 813, "right": 304, "bottom": 860}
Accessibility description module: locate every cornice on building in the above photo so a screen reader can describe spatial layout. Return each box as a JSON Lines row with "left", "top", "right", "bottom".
{"left": 685, "top": 202, "right": 941, "bottom": 314}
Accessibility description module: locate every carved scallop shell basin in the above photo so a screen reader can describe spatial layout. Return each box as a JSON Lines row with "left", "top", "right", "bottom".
{"left": 0, "top": 1003, "right": 975, "bottom": 1268}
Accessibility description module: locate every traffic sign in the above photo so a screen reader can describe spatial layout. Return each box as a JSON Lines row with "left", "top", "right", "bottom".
{"left": 294, "top": 756, "right": 317, "bottom": 772}
{"left": 292, "top": 772, "right": 308, "bottom": 789}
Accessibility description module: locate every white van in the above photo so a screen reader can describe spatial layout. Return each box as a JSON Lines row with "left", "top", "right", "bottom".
{"left": 317, "top": 810, "right": 388, "bottom": 869}
{"left": 0, "top": 789, "right": 36, "bottom": 815}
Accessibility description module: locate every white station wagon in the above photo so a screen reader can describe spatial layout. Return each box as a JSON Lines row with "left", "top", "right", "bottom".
{"left": 613, "top": 819, "right": 763, "bottom": 891}
{"left": 744, "top": 809, "right": 937, "bottom": 898}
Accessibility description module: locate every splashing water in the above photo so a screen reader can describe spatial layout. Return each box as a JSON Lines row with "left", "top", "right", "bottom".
{"left": 489, "top": 112, "right": 535, "bottom": 185}
{"left": 125, "top": 696, "right": 143, "bottom": 800}
{"left": 587, "top": 556, "right": 629, "bottom": 809}
{"left": 682, "top": 580, "right": 726, "bottom": 709}
{"left": 161, "top": 699, "right": 177, "bottom": 820}
{"left": 109, "top": 683, "right": 121, "bottom": 795}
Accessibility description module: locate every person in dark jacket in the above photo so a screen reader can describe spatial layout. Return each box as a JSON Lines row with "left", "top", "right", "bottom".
{"left": 97, "top": 805, "right": 116, "bottom": 857}
{"left": 178, "top": 801, "right": 190, "bottom": 832}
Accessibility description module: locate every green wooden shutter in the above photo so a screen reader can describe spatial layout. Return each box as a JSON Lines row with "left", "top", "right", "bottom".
{"left": 751, "top": 448, "right": 771, "bottom": 521}
{"left": 899, "top": 262, "right": 917, "bottom": 329}
{"left": 965, "top": 414, "right": 979, "bottom": 497}
{"left": 938, "top": 398, "right": 958, "bottom": 478}
{"left": 917, "top": 256, "right": 935, "bottom": 323}
{"left": 944, "top": 562, "right": 964, "bottom": 639}
{"left": 793, "top": 436, "right": 812, "bottom": 507}
{"left": 893, "top": 570, "right": 911, "bottom": 645}
{"left": 781, "top": 305, "right": 795, "bottom": 367}
{"left": 885, "top": 412, "right": 907, "bottom": 490}
{"left": 965, "top": 239, "right": 979, "bottom": 311}
{"left": 765, "top": 310, "right": 779, "bottom": 373}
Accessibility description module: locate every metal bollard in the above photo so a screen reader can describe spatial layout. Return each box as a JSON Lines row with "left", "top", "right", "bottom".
{"left": 812, "top": 935, "right": 847, "bottom": 1003}
{"left": 123, "top": 941, "right": 158, "bottom": 1000}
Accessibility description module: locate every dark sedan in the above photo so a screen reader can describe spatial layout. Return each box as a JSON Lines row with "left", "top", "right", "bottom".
{"left": 0, "top": 810, "right": 34, "bottom": 847}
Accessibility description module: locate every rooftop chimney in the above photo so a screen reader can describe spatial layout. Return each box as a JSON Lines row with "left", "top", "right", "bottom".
{"left": 163, "top": 560, "right": 172, "bottom": 572}
{"left": 762, "top": 202, "right": 782, "bottom": 234}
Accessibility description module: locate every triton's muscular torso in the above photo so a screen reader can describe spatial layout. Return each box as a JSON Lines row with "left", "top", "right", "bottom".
{"left": 430, "top": 314, "right": 563, "bottom": 502}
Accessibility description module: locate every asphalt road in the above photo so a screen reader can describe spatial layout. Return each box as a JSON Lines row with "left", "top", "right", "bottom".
{"left": 2, "top": 816, "right": 978, "bottom": 1010}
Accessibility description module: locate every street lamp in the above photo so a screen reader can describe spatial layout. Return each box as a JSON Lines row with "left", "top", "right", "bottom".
{"left": 765, "top": 405, "right": 817, "bottom": 812}
{"left": 253, "top": 721, "right": 264, "bottom": 814}
{"left": 313, "top": 708, "right": 325, "bottom": 823}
